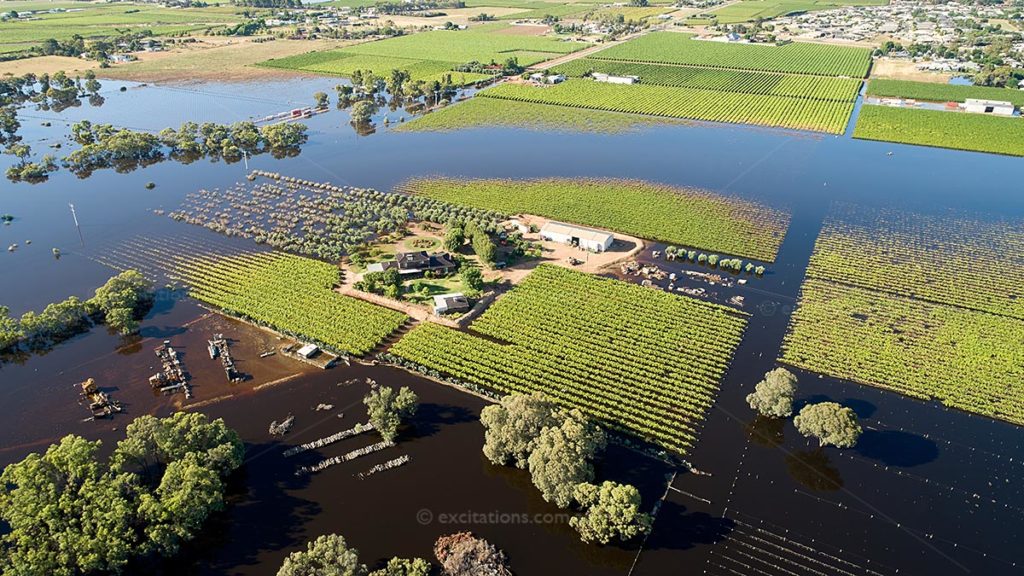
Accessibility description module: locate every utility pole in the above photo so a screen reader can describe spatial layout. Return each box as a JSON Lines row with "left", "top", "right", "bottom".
{"left": 69, "top": 203, "right": 84, "bottom": 247}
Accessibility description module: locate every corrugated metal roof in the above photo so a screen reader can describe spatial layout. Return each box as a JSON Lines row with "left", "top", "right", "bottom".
{"left": 541, "top": 221, "right": 613, "bottom": 244}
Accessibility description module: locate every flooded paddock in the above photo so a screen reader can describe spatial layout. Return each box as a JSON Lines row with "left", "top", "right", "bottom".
{"left": 2, "top": 77, "right": 1023, "bottom": 575}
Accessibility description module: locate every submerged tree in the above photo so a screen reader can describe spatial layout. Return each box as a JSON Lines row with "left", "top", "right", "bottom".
{"left": 528, "top": 409, "right": 606, "bottom": 508}
{"left": 0, "top": 413, "right": 243, "bottom": 575}
{"left": 570, "top": 481, "right": 652, "bottom": 545}
{"left": 434, "top": 532, "right": 511, "bottom": 576}
{"left": 368, "top": 557, "right": 432, "bottom": 576}
{"left": 278, "top": 533, "right": 367, "bottom": 576}
{"left": 480, "top": 391, "right": 562, "bottom": 469}
{"left": 745, "top": 367, "right": 798, "bottom": 418}
{"left": 350, "top": 100, "right": 378, "bottom": 125}
{"left": 364, "top": 385, "right": 419, "bottom": 443}
{"left": 794, "top": 402, "right": 862, "bottom": 449}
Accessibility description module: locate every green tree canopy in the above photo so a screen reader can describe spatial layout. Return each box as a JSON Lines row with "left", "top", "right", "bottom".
{"left": 0, "top": 413, "right": 243, "bottom": 575}
{"left": 480, "top": 391, "right": 562, "bottom": 469}
{"left": 364, "top": 385, "right": 419, "bottom": 443}
{"left": 368, "top": 557, "right": 432, "bottom": 576}
{"left": 570, "top": 481, "right": 652, "bottom": 545}
{"left": 527, "top": 409, "right": 606, "bottom": 508}
{"left": 745, "top": 367, "right": 798, "bottom": 418}
{"left": 278, "top": 533, "right": 367, "bottom": 576}
{"left": 793, "top": 402, "right": 862, "bottom": 448}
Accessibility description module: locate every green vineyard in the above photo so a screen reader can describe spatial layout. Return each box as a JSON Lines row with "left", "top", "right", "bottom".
{"left": 781, "top": 279, "right": 1024, "bottom": 425}
{"left": 553, "top": 59, "right": 863, "bottom": 102}
{"left": 176, "top": 252, "right": 407, "bottom": 356}
{"left": 260, "top": 29, "right": 586, "bottom": 84}
{"left": 808, "top": 204, "right": 1024, "bottom": 319}
{"left": 853, "top": 105, "right": 1024, "bottom": 157}
{"left": 866, "top": 79, "right": 1024, "bottom": 107}
{"left": 480, "top": 79, "right": 855, "bottom": 134}
{"left": 589, "top": 33, "right": 872, "bottom": 78}
{"left": 400, "top": 177, "right": 790, "bottom": 262}
{"left": 395, "top": 97, "right": 687, "bottom": 133}
{"left": 389, "top": 265, "right": 750, "bottom": 454}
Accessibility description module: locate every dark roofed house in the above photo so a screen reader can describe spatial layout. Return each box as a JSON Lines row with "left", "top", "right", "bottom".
{"left": 366, "top": 251, "right": 457, "bottom": 277}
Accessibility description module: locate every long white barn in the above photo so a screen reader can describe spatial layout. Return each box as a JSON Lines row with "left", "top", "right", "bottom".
{"left": 540, "top": 221, "right": 614, "bottom": 252}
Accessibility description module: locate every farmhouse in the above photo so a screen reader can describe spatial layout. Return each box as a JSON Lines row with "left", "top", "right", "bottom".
{"left": 366, "top": 251, "right": 458, "bottom": 276}
{"left": 593, "top": 72, "right": 639, "bottom": 85}
{"left": 540, "top": 221, "right": 614, "bottom": 252}
{"left": 433, "top": 293, "right": 470, "bottom": 315}
{"left": 963, "top": 99, "right": 1014, "bottom": 116}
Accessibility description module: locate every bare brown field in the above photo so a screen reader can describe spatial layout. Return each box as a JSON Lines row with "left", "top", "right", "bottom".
{"left": 98, "top": 37, "right": 352, "bottom": 83}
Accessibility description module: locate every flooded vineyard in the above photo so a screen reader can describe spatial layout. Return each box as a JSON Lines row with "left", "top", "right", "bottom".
{"left": 2, "top": 77, "right": 1023, "bottom": 576}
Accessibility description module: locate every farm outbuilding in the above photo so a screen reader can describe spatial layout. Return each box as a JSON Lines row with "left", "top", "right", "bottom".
{"left": 433, "top": 293, "right": 470, "bottom": 315}
{"left": 963, "top": 99, "right": 1014, "bottom": 116}
{"left": 593, "top": 72, "right": 639, "bottom": 85}
{"left": 540, "top": 221, "right": 613, "bottom": 252}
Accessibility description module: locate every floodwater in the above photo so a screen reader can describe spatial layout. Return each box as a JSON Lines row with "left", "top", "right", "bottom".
{"left": 2, "top": 77, "right": 1023, "bottom": 575}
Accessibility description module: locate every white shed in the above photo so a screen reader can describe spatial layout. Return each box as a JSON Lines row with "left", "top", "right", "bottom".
{"left": 297, "top": 343, "right": 320, "bottom": 358}
{"left": 433, "top": 293, "right": 469, "bottom": 315}
{"left": 963, "top": 98, "right": 1014, "bottom": 116}
{"left": 540, "top": 221, "right": 614, "bottom": 252}
{"left": 593, "top": 72, "right": 639, "bottom": 85}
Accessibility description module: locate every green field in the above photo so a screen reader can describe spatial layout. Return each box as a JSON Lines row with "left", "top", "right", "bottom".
{"left": 866, "top": 79, "right": 1024, "bottom": 107}
{"left": 553, "top": 59, "right": 862, "bottom": 101}
{"left": 590, "top": 32, "right": 872, "bottom": 78}
{"left": 260, "top": 29, "right": 586, "bottom": 84}
{"left": 395, "top": 97, "right": 690, "bottom": 133}
{"left": 781, "top": 279, "right": 1024, "bottom": 425}
{"left": 708, "top": 0, "right": 889, "bottom": 23}
{"left": 389, "top": 264, "right": 749, "bottom": 454}
{"left": 853, "top": 105, "right": 1024, "bottom": 157}
{"left": 808, "top": 204, "right": 1024, "bottom": 319}
{"left": 478, "top": 79, "right": 856, "bottom": 134}
{"left": 0, "top": 4, "right": 245, "bottom": 53}
{"left": 399, "top": 177, "right": 790, "bottom": 261}
{"left": 176, "top": 252, "right": 407, "bottom": 356}
{"left": 783, "top": 203, "right": 1024, "bottom": 425}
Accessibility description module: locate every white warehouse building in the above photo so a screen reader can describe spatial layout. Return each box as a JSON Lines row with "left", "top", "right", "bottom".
{"left": 540, "top": 221, "right": 614, "bottom": 252}
{"left": 963, "top": 98, "right": 1014, "bottom": 116}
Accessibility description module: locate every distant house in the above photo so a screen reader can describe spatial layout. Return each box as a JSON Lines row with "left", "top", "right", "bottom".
{"left": 1018, "top": 79, "right": 1024, "bottom": 90}
{"left": 545, "top": 74, "right": 565, "bottom": 84}
{"left": 540, "top": 221, "right": 613, "bottom": 252}
{"left": 963, "top": 98, "right": 1014, "bottom": 116}
{"left": 297, "top": 344, "right": 320, "bottom": 358}
{"left": 433, "top": 293, "right": 470, "bottom": 315}
{"left": 366, "top": 251, "right": 458, "bottom": 277}
{"left": 593, "top": 72, "right": 639, "bottom": 85}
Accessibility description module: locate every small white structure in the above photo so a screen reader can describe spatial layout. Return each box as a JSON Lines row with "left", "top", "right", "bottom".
{"left": 297, "top": 344, "right": 320, "bottom": 359}
{"left": 963, "top": 98, "right": 1014, "bottom": 116}
{"left": 433, "top": 293, "right": 470, "bottom": 315}
{"left": 1017, "top": 79, "right": 1024, "bottom": 90}
{"left": 593, "top": 72, "right": 638, "bottom": 85}
{"left": 508, "top": 219, "right": 531, "bottom": 234}
{"left": 540, "top": 221, "right": 613, "bottom": 252}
